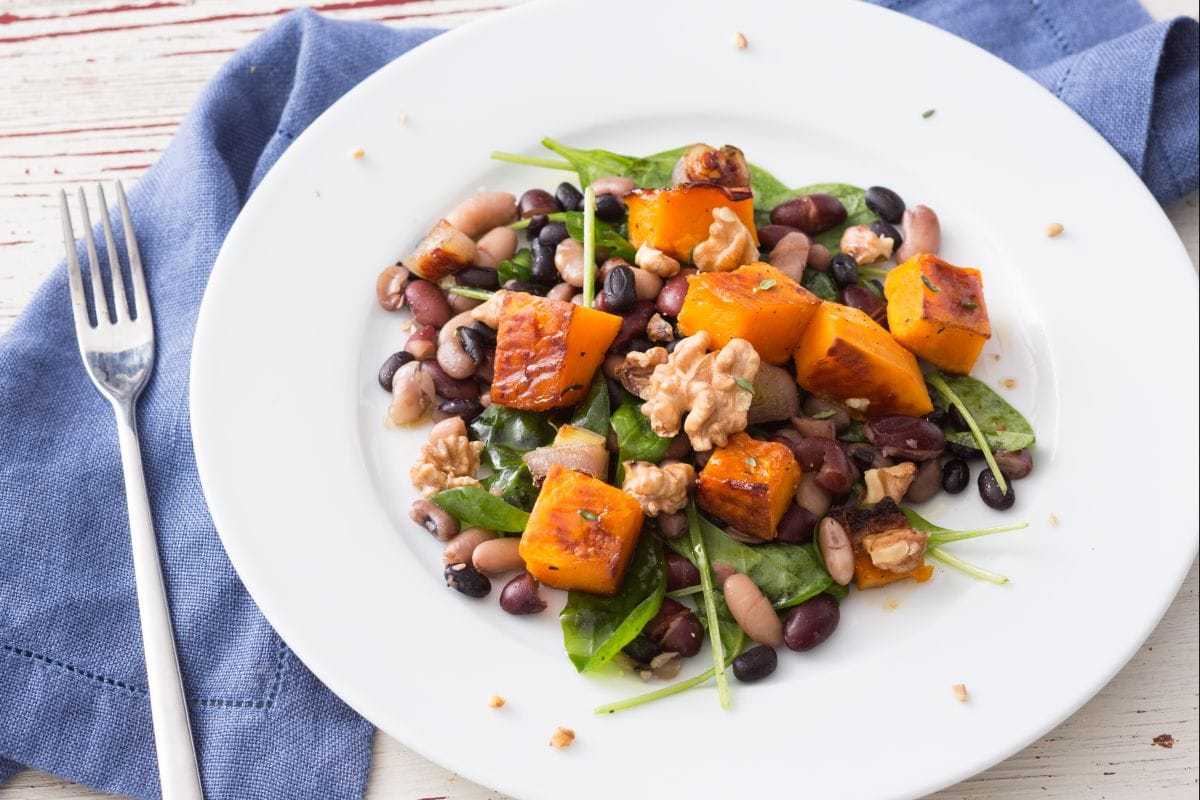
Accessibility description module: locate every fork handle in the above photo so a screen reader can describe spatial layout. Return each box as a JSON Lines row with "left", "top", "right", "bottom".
{"left": 115, "top": 406, "right": 206, "bottom": 800}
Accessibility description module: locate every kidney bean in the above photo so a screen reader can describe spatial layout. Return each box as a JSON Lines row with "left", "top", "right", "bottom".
{"left": 865, "top": 186, "right": 905, "bottom": 224}
{"left": 978, "top": 468, "right": 1015, "bottom": 509}
{"left": 794, "top": 473, "right": 831, "bottom": 517}
{"left": 841, "top": 284, "right": 887, "bottom": 326}
{"left": 538, "top": 221, "right": 570, "bottom": 248}
{"left": 594, "top": 193, "right": 626, "bottom": 223}
{"left": 756, "top": 224, "right": 803, "bottom": 251}
{"left": 499, "top": 572, "right": 547, "bottom": 614}
{"left": 790, "top": 436, "right": 854, "bottom": 494}
{"left": 378, "top": 351, "right": 414, "bottom": 391}
{"left": 829, "top": 253, "right": 858, "bottom": 288}
{"left": 783, "top": 595, "right": 840, "bottom": 651}
{"left": 807, "top": 243, "right": 832, "bottom": 271}
{"left": 657, "top": 511, "right": 688, "bottom": 540}
{"left": 622, "top": 634, "right": 662, "bottom": 666}
{"left": 941, "top": 458, "right": 970, "bottom": 493}
{"left": 609, "top": 302, "right": 656, "bottom": 353}
{"left": 555, "top": 182, "right": 584, "bottom": 212}
{"left": 645, "top": 598, "right": 703, "bottom": 657}
{"left": 869, "top": 219, "right": 903, "bottom": 250}
{"left": 694, "top": 449, "right": 712, "bottom": 470}
{"left": 896, "top": 205, "right": 941, "bottom": 262}
{"left": 995, "top": 449, "right": 1034, "bottom": 480}
{"left": 445, "top": 562, "right": 491, "bottom": 598}
{"left": 665, "top": 551, "right": 701, "bottom": 592}
{"left": 603, "top": 264, "right": 637, "bottom": 313}
{"left": 456, "top": 266, "right": 500, "bottom": 290}
{"left": 770, "top": 194, "right": 847, "bottom": 234}
{"left": 376, "top": 264, "right": 409, "bottom": 311}
{"left": 801, "top": 396, "right": 851, "bottom": 431}
{"left": 472, "top": 537, "right": 525, "bottom": 575}
{"left": 732, "top": 645, "right": 778, "bottom": 683}
{"left": 662, "top": 433, "right": 693, "bottom": 461}
{"left": 904, "top": 458, "right": 942, "bottom": 503}
{"left": 443, "top": 527, "right": 496, "bottom": 565}
{"left": 655, "top": 268, "right": 695, "bottom": 317}
{"left": 403, "top": 279, "right": 452, "bottom": 327}
{"left": 445, "top": 192, "right": 516, "bottom": 239}
{"left": 437, "top": 397, "right": 483, "bottom": 422}
{"left": 776, "top": 503, "right": 816, "bottom": 545}
{"left": 864, "top": 416, "right": 946, "bottom": 460}
{"left": 724, "top": 573, "right": 784, "bottom": 646}
{"left": 422, "top": 361, "right": 478, "bottom": 400}
{"left": 475, "top": 347, "right": 496, "bottom": 384}
{"left": 791, "top": 416, "right": 836, "bottom": 440}
{"left": 526, "top": 214, "right": 549, "bottom": 240}
{"left": 411, "top": 498, "right": 459, "bottom": 541}
{"left": 946, "top": 441, "right": 983, "bottom": 460}
{"left": 446, "top": 293, "right": 480, "bottom": 315}
{"left": 518, "top": 188, "right": 559, "bottom": 218}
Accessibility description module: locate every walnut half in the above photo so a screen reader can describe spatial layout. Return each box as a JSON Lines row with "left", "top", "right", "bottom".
{"left": 622, "top": 460, "right": 696, "bottom": 516}
{"left": 410, "top": 417, "right": 484, "bottom": 497}
{"left": 861, "top": 527, "right": 929, "bottom": 574}
{"left": 692, "top": 207, "right": 759, "bottom": 272}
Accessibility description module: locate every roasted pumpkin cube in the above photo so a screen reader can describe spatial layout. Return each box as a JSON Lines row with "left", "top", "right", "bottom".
{"left": 794, "top": 302, "right": 933, "bottom": 417}
{"left": 677, "top": 263, "right": 821, "bottom": 365}
{"left": 520, "top": 464, "right": 645, "bottom": 595}
{"left": 491, "top": 292, "right": 622, "bottom": 412}
{"left": 852, "top": 547, "right": 934, "bottom": 590}
{"left": 625, "top": 183, "right": 757, "bottom": 263}
{"left": 696, "top": 432, "right": 801, "bottom": 541}
{"left": 884, "top": 254, "right": 991, "bottom": 375}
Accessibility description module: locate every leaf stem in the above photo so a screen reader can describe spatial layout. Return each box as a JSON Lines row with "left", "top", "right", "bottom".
{"left": 928, "top": 547, "right": 1008, "bottom": 585}
{"left": 509, "top": 211, "right": 568, "bottom": 230}
{"left": 448, "top": 285, "right": 494, "bottom": 301}
{"left": 858, "top": 265, "right": 890, "bottom": 280}
{"left": 928, "top": 373, "right": 1009, "bottom": 494}
{"left": 666, "top": 585, "right": 703, "bottom": 599}
{"left": 594, "top": 665, "right": 718, "bottom": 715}
{"left": 489, "top": 151, "right": 574, "bottom": 171}
{"left": 688, "top": 502, "right": 730, "bottom": 709}
{"left": 582, "top": 186, "right": 597, "bottom": 308}
{"left": 928, "top": 522, "right": 1028, "bottom": 547}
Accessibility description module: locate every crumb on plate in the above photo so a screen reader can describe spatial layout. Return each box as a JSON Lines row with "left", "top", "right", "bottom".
{"left": 732, "top": 31, "right": 747, "bottom": 49}
{"left": 1001, "top": 377, "right": 1016, "bottom": 390}
{"left": 1046, "top": 222, "right": 1064, "bottom": 237}
{"left": 488, "top": 694, "right": 505, "bottom": 709}
{"left": 399, "top": 112, "right": 409, "bottom": 125}
{"left": 952, "top": 683, "right": 969, "bottom": 702}
{"left": 549, "top": 727, "right": 576, "bottom": 749}
{"left": 1049, "top": 514, "right": 1060, "bottom": 528}
{"left": 351, "top": 148, "right": 365, "bottom": 159}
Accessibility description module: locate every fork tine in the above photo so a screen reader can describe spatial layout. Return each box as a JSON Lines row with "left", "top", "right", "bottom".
{"left": 76, "top": 186, "right": 111, "bottom": 326}
{"left": 115, "top": 181, "right": 151, "bottom": 325}
{"left": 60, "top": 190, "right": 92, "bottom": 333}
{"left": 96, "top": 184, "right": 130, "bottom": 322}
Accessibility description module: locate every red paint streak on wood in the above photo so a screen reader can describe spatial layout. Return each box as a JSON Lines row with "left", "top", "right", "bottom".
{"left": 0, "top": 148, "right": 160, "bottom": 160}
{"left": 101, "top": 164, "right": 153, "bottom": 172}
{"left": 310, "top": 0, "right": 420, "bottom": 12}
{"left": 0, "top": 3, "right": 188, "bottom": 26}
{"left": 0, "top": 241, "right": 32, "bottom": 247}
{"left": 0, "top": 122, "right": 177, "bottom": 141}
{"left": 378, "top": 5, "right": 508, "bottom": 21}
{"left": 159, "top": 47, "right": 239, "bottom": 58}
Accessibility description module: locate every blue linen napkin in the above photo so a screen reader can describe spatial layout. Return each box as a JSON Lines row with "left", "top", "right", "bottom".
{"left": 0, "top": 3, "right": 1195, "bottom": 799}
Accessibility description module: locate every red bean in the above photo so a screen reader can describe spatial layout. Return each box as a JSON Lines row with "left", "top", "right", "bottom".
{"left": 404, "top": 279, "right": 452, "bottom": 327}
{"left": 665, "top": 551, "right": 701, "bottom": 592}
{"left": 499, "top": 572, "right": 547, "bottom": 614}
{"left": 609, "top": 302, "right": 656, "bottom": 353}
{"left": 841, "top": 284, "right": 887, "bottom": 326}
{"left": 770, "top": 194, "right": 847, "bottom": 234}
{"left": 757, "top": 224, "right": 805, "bottom": 251}
{"left": 422, "top": 361, "right": 478, "bottom": 400}
{"left": 644, "top": 598, "right": 703, "bottom": 657}
{"left": 518, "top": 189, "right": 559, "bottom": 219}
{"left": 995, "top": 449, "right": 1034, "bottom": 480}
{"left": 783, "top": 595, "right": 840, "bottom": 651}
{"left": 864, "top": 416, "right": 945, "bottom": 460}
{"left": 775, "top": 503, "right": 816, "bottom": 544}
{"left": 658, "top": 511, "right": 688, "bottom": 540}
{"left": 656, "top": 268, "right": 696, "bottom": 317}
{"left": 904, "top": 458, "right": 942, "bottom": 503}
{"left": 801, "top": 396, "right": 851, "bottom": 431}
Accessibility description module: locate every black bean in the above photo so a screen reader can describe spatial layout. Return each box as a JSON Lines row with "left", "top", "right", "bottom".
{"left": 555, "top": 182, "right": 584, "bottom": 213}
{"left": 530, "top": 238, "right": 558, "bottom": 284}
{"left": 924, "top": 408, "right": 948, "bottom": 427}
{"left": 444, "top": 562, "right": 491, "bottom": 597}
{"left": 783, "top": 594, "right": 840, "bottom": 651}
{"left": 946, "top": 441, "right": 983, "bottom": 460}
{"left": 538, "top": 221, "right": 570, "bottom": 248}
{"left": 864, "top": 416, "right": 946, "bottom": 460}
{"left": 978, "top": 468, "right": 1015, "bottom": 509}
{"left": 665, "top": 551, "right": 701, "bottom": 592}
{"left": 622, "top": 634, "right": 662, "bottom": 666}
{"left": 757, "top": 224, "right": 804, "bottom": 251}
{"left": 847, "top": 443, "right": 885, "bottom": 472}
{"left": 623, "top": 338, "right": 654, "bottom": 353}
{"left": 499, "top": 572, "right": 547, "bottom": 614}
{"left": 865, "top": 186, "right": 905, "bottom": 224}
{"left": 403, "top": 279, "right": 452, "bottom": 328}
{"left": 609, "top": 302, "right": 656, "bottom": 353}
{"left": 422, "top": 361, "right": 479, "bottom": 400}
{"left": 995, "top": 449, "right": 1034, "bottom": 480}
{"left": 377, "top": 351, "right": 414, "bottom": 391}
{"left": 594, "top": 193, "right": 626, "bottom": 223}
{"left": 732, "top": 645, "right": 778, "bottom": 683}
{"left": 869, "top": 219, "right": 903, "bottom": 250}
{"left": 840, "top": 284, "right": 886, "bottom": 325}
{"left": 469, "top": 319, "right": 497, "bottom": 346}
{"left": 775, "top": 503, "right": 816, "bottom": 545}
{"left": 829, "top": 254, "right": 859, "bottom": 288}
{"left": 905, "top": 458, "right": 942, "bottom": 503}
{"left": 655, "top": 269, "right": 694, "bottom": 317}
{"left": 603, "top": 264, "right": 637, "bottom": 314}
{"left": 503, "top": 279, "right": 547, "bottom": 296}
{"left": 941, "top": 459, "right": 970, "bottom": 493}
{"left": 457, "top": 326, "right": 488, "bottom": 365}
{"left": 947, "top": 404, "right": 970, "bottom": 432}
{"left": 455, "top": 266, "right": 500, "bottom": 290}
{"left": 518, "top": 188, "right": 560, "bottom": 219}
{"left": 526, "top": 213, "right": 549, "bottom": 240}
{"left": 770, "top": 194, "right": 847, "bottom": 234}
{"left": 437, "top": 397, "right": 484, "bottom": 422}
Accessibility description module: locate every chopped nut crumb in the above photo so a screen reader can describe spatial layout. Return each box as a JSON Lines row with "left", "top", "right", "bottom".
{"left": 991, "top": 353, "right": 1001, "bottom": 362}
{"left": 399, "top": 112, "right": 409, "bottom": 124}
{"left": 1048, "top": 514, "right": 1060, "bottom": 528}
{"left": 351, "top": 148, "right": 366, "bottom": 159}
{"left": 1001, "top": 377, "right": 1017, "bottom": 390}
{"left": 1152, "top": 733, "right": 1174, "bottom": 748}
{"left": 549, "top": 727, "right": 576, "bottom": 749}
{"left": 488, "top": 694, "right": 505, "bottom": 709}
{"left": 732, "top": 31, "right": 748, "bottom": 49}
{"left": 952, "top": 683, "right": 969, "bottom": 702}
{"left": 1046, "top": 222, "right": 1064, "bottom": 237}
{"left": 844, "top": 397, "right": 871, "bottom": 413}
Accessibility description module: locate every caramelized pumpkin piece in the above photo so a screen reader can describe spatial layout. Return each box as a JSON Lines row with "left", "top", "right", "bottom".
{"left": 884, "top": 254, "right": 991, "bottom": 375}
{"left": 491, "top": 292, "right": 622, "bottom": 411}
{"left": 677, "top": 263, "right": 821, "bottom": 365}
{"left": 794, "top": 302, "right": 933, "bottom": 417}
{"left": 625, "top": 184, "right": 757, "bottom": 263}
{"left": 520, "top": 464, "right": 645, "bottom": 595}
{"left": 852, "top": 547, "right": 934, "bottom": 590}
{"left": 696, "top": 432, "right": 801, "bottom": 541}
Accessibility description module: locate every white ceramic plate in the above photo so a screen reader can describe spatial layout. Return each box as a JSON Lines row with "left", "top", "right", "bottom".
{"left": 190, "top": 1, "right": 1199, "bottom": 798}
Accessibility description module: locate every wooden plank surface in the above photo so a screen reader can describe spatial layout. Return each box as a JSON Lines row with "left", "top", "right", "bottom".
{"left": 1, "top": 1, "right": 1196, "bottom": 798}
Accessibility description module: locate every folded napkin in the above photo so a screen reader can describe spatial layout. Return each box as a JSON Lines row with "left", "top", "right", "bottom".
{"left": 0, "top": 3, "right": 1195, "bottom": 799}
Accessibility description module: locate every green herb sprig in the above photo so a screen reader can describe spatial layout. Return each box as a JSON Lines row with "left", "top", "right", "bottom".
{"left": 687, "top": 501, "right": 730, "bottom": 709}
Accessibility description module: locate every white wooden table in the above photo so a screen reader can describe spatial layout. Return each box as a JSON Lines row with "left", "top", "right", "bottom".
{"left": 1, "top": 1, "right": 1196, "bottom": 798}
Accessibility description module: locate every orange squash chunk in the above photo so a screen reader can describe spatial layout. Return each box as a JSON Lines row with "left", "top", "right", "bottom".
{"left": 794, "top": 302, "right": 933, "bottom": 417}
{"left": 696, "top": 432, "right": 802, "bottom": 541}
{"left": 491, "top": 292, "right": 622, "bottom": 412}
{"left": 520, "top": 464, "right": 645, "bottom": 596}
{"left": 884, "top": 254, "right": 991, "bottom": 375}
{"left": 625, "top": 184, "right": 757, "bottom": 263}
{"left": 852, "top": 547, "right": 934, "bottom": 590}
{"left": 676, "top": 263, "right": 822, "bottom": 365}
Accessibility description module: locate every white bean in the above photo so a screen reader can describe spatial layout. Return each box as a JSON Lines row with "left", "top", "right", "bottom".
{"left": 723, "top": 573, "right": 784, "bottom": 646}
{"left": 895, "top": 205, "right": 941, "bottom": 262}
{"left": 444, "top": 192, "right": 517, "bottom": 239}
{"left": 443, "top": 527, "right": 496, "bottom": 565}
{"left": 428, "top": 416, "right": 466, "bottom": 445}
{"left": 475, "top": 226, "right": 518, "bottom": 267}
{"left": 817, "top": 518, "right": 855, "bottom": 586}
{"left": 768, "top": 231, "right": 809, "bottom": 283}
{"left": 546, "top": 282, "right": 576, "bottom": 302}
{"left": 436, "top": 311, "right": 478, "bottom": 379}
{"left": 555, "top": 238, "right": 586, "bottom": 287}
{"left": 388, "top": 361, "right": 434, "bottom": 425}
{"left": 630, "top": 266, "right": 663, "bottom": 301}
{"left": 472, "top": 537, "right": 525, "bottom": 575}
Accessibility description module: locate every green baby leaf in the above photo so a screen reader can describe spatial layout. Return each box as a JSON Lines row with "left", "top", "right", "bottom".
{"left": 569, "top": 373, "right": 611, "bottom": 438}
{"left": 431, "top": 486, "right": 530, "bottom": 533}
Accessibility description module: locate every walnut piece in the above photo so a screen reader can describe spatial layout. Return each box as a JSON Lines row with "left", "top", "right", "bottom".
{"left": 549, "top": 727, "right": 576, "bottom": 749}
{"left": 635, "top": 243, "right": 681, "bottom": 277}
{"left": 488, "top": 694, "right": 506, "bottom": 709}
{"left": 692, "top": 207, "right": 759, "bottom": 272}
{"left": 863, "top": 462, "right": 918, "bottom": 504}
{"left": 410, "top": 416, "right": 484, "bottom": 497}
{"left": 613, "top": 347, "right": 668, "bottom": 399}
{"left": 623, "top": 460, "right": 696, "bottom": 515}
{"left": 840, "top": 224, "right": 893, "bottom": 265}
{"left": 469, "top": 289, "right": 507, "bottom": 328}
{"left": 646, "top": 313, "right": 675, "bottom": 343}
{"left": 861, "top": 527, "right": 928, "bottom": 574}
{"left": 671, "top": 143, "right": 751, "bottom": 187}
{"left": 640, "top": 331, "right": 761, "bottom": 451}
{"left": 952, "top": 683, "right": 969, "bottom": 703}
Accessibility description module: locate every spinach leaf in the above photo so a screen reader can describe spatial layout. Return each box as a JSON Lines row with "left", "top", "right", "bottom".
{"left": 561, "top": 211, "right": 635, "bottom": 261}
{"left": 611, "top": 399, "right": 671, "bottom": 482}
{"left": 480, "top": 464, "right": 540, "bottom": 512}
{"left": 802, "top": 269, "right": 840, "bottom": 302}
{"left": 542, "top": 137, "right": 685, "bottom": 188}
{"left": 569, "top": 373, "right": 611, "bottom": 437}
{"left": 470, "top": 404, "right": 557, "bottom": 470}
{"left": 931, "top": 374, "right": 1035, "bottom": 452}
{"left": 838, "top": 421, "right": 868, "bottom": 444}
{"left": 669, "top": 516, "right": 833, "bottom": 608}
{"left": 561, "top": 533, "right": 666, "bottom": 672}
{"left": 431, "top": 486, "right": 530, "bottom": 533}
{"left": 497, "top": 248, "right": 532, "bottom": 284}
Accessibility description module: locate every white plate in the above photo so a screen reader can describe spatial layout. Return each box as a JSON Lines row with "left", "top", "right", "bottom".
{"left": 190, "top": 1, "right": 1200, "bottom": 798}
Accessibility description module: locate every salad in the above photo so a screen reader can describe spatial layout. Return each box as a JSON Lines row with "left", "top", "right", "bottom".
{"left": 373, "top": 139, "right": 1035, "bottom": 712}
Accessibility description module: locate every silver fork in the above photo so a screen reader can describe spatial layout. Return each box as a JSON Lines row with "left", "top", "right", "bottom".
{"left": 61, "top": 183, "right": 205, "bottom": 800}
